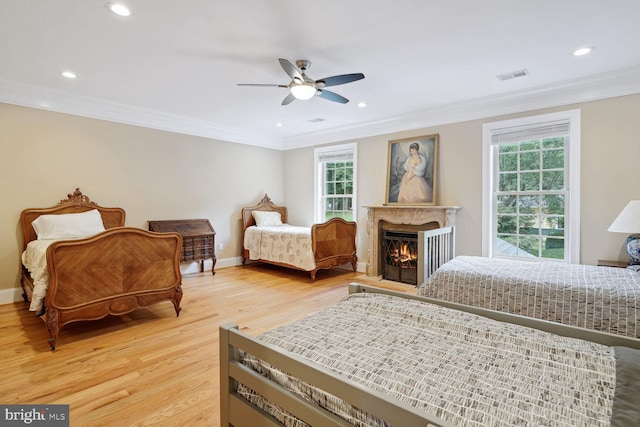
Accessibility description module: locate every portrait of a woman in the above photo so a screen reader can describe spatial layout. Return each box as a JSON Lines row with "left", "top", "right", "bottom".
{"left": 386, "top": 134, "right": 438, "bottom": 205}
{"left": 397, "top": 142, "right": 432, "bottom": 203}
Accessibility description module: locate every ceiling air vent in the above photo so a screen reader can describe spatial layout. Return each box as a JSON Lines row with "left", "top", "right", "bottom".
{"left": 308, "top": 118, "right": 326, "bottom": 123}
{"left": 497, "top": 69, "right": 529, "bottom": 81}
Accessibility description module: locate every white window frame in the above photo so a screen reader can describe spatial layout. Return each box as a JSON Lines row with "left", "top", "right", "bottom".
{"left": 481, "top": 109, "right": 581, "bottom": 263}
{"left": 313, "top": 143, "right": 357, "bottom": 223}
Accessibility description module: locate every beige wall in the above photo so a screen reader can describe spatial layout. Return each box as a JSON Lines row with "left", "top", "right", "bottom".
{"left": 283, "top": 94, "right": 640, "bottom": 267}
{"left": 2, "top": 94, "right": 638, "bottom": 297}
{"left": 0, "top": 103, "right": 284, "bottom": 294}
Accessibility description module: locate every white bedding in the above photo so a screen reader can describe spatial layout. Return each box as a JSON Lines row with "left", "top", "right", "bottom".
{"left": 21, "top": 239, "right": 57, "bottom": 312}
{"left": 244, "top": 224, "right": 316, "bottom": 271}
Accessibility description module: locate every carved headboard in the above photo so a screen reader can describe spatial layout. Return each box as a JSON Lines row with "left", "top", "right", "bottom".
{"left": 241, "top": 194, "right": 288, "bottom": 233}
{"left": 20, "top": 188, "right": 126, "bottom": 249}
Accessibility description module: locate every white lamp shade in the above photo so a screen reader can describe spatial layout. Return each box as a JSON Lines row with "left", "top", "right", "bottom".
{"left": 290, "top": 84, "right": 316, "bottom": 100}
{"left": 608, "top": 200, "right": 640, "bottom": 233}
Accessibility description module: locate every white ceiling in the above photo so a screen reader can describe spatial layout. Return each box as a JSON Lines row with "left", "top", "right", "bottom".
{"left": 1, "top": 1, "right": 640, "bottom": 150}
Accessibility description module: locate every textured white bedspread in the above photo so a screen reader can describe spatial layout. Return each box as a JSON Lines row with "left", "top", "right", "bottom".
{"left": 418, "top": 256, "right": 640, "bottom": 338}
{"left": 243, "top": 225, "right": 316, "bottom": 270}
{"left": 240, "top": 292, "right": 620, "bottom": 427}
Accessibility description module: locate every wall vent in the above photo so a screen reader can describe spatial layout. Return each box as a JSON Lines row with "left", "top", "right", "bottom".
{"left": 497, "top": 69, "right": 529, "bottom": 81}
{"left": 308, "top": 118, "right": 326, "bottom": 123}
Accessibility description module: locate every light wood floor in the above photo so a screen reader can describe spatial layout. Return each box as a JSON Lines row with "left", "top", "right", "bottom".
{"left": 0, "top": 264, "right": 413, "bottom": 426}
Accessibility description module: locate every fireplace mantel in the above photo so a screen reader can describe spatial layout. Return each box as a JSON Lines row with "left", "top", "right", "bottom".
{"left": 365, "top": 205, "right": 461, "bottom": 277}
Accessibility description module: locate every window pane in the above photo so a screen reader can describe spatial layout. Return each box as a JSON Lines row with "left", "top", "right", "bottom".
{"left": 520, "top": 151, "right": 539, "bottom": 171}
{"left": 520, "top": 140, "right": 540, "bottom": 150}
{"left": 519, "top": 172, "right": 539, "bottom": 191}
{"left": 543, "top": 137, "right": 564, "bottom": 149}
{"left": 542, "top": 171, "right": 564, "bottom": 190}
{"left": 499, "top": 153, "right": 518, "bottom": 171}
{"left": 518, "top": 195, "right": 538, "bottom": 214}
{"left": 499, "top": 173, "right": 517, "bottom": 191}
{"left": 335, "top": 167, "right": 345, "bottom": 181}
{"left": 326, "top": 182, "right": 335, "bottom": 195}
{"left": 497, "top": 215, "right": 517, "bottom": 234}
{"left": 336, "top": 182, "right": 345, "bottom": 194}
{"left": 497, "top": 195, "right": 516, "bottom": 214}
{"left": 499, "top": 143, "right": 518, "bottom": 153}
{"left": 542, "top": 237, "right": 564, "bottom": 259}
{"left": 542, "top": 149, "right": 564, "bottom": 169}
{"left": 520, "top": 236, "right": 540, "bottom": 256}
{"left": 542, "top": 194, "right": 564, "bottom": 215}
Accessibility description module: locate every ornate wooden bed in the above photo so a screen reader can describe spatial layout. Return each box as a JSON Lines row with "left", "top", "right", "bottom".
{"left": 241, "top": 194, "right": 357, "bottom": 280}
{"left": 221, "top": 284, "right": 640, "bottom": 426}
{"left": 20, "top": 188, "right": 183, "bottom": 350}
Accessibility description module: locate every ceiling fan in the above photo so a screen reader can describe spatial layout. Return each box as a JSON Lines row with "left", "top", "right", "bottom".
{"left": 237, "top": 58, "right": 365, "bottom": 105}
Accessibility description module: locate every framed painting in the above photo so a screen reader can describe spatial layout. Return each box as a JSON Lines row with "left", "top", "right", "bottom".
{"left": 385, "top": 134, "right": 439, "bottom": 205}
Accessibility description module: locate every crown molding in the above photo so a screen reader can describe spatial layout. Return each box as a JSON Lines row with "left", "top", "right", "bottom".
{"left": 283, "top": 65, "right": 640, "bottom": 149}
{"left": 0, "top": 79, "right": 285, "bottom": 150}
{"left": 2, "top": 65, "right": 639, "bottom": 151}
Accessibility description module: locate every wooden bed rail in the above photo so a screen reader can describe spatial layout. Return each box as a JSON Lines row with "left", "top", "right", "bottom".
{"left": 219, "top": 322, "right": 452, "bottom": 427}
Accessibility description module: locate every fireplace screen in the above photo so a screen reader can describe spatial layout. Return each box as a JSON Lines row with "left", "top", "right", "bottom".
{"left": 382, "top": 230, "right": 418, "bottom": 285}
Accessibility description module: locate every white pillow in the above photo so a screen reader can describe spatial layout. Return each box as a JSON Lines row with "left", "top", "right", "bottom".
{"left": 252, "top": 210, "right": 283, "bottom": 227}
{"left": 32, "top": 209, "right": 106, "bottom": 240}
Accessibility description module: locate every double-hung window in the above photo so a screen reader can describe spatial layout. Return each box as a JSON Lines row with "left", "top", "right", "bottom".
{"left": 482, "top": 110, "right": 581, "bottom": 263}
{"left": 314, "top": 143, "right": 357, "bottom": 222}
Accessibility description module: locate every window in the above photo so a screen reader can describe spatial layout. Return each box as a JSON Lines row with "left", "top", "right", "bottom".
{"left": 482, "top": 110, "right": 580, "bottom": 263}
{"left": 314, "top": 143, "right": 357, "bottom": 222}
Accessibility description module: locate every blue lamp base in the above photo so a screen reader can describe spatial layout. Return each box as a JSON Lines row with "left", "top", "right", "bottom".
{"left": 626, "top": 233, "right": 640, "bottom": 265}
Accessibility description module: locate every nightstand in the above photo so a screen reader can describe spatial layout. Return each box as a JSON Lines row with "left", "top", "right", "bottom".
{"left": 597, "top": 259, "right": 628, "bottom": 269}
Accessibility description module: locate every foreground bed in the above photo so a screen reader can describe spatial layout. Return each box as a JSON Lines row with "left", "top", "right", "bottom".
{"left": 221, "top": 284, "right": 640, "bottom": 426}
{"left": 241, "top": 194, "right": 357, "bottom": 280}
{"left": 20, "top": 188, "right": 183, "bottom": 350}
{"left": 418, "top": 255, "right": 640, "bottom": 338}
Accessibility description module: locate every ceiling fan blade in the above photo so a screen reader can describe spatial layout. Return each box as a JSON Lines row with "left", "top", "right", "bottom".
{"left": 237, "top": 83, "right": 288, "bottom": 88}
{"left": 317, "top": 89, "right": 349, "bottom": 104}
{"left": 281, "top": 93, "right": 296, "bottom": 105}
{"left": 316, "top": 73, "right": 365, "bottom": 87}
{"left": 278, "top": 58, "right": 303, "bottom": 81}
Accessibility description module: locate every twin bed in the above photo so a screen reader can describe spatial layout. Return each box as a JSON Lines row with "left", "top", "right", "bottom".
{"left": 241, "top": 194, "right": 357, "bottom": 280}
{"left": 222, "top": 250, "right": 640, "bottom": 425}
{"left": 20, "top": 189, "right": 183, "bottom": 350}
{"left": 418, "top": 255, "right": 640, "bottom": 338}
{"left": 221, "top": 284, "right": 640, "bottom": 426}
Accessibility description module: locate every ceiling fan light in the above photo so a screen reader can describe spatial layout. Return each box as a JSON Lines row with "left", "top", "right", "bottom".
{"left": 290, "top": 84, "right": 316, "bottom": 100}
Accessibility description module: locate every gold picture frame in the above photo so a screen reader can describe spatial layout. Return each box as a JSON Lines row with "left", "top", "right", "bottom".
{"left": 385, "top": 134, "right": 439, "bottom": 205}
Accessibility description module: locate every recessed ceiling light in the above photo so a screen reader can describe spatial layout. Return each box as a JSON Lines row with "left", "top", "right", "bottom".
{"left": 108, "top": 3, "right": 131, "bottom": 17}
{"left": 275, "top": 122, "right": 283, "bottom": 127}
{"left": 61, "top": 71, "right": 77, "bottom": 79}
{"left": 357, "top": 102, "right": 367, "bottom": 108}
{"left": 573, "top": 46, "right": 594, "bottom": 56}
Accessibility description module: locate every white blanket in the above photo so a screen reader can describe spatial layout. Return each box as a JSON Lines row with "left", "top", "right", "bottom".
{"left": 244, "top": 225, "right": 316, "bottom": 271}
{"left": 21, "top": 240, "right": 58, "bottom": 312}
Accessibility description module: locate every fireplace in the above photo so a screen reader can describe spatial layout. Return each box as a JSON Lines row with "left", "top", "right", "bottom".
{"left": 382, "top": 230, "right": 419, "bottom": 285}
{"left": 365, "top": 204, "right": 461, "bottom": 282}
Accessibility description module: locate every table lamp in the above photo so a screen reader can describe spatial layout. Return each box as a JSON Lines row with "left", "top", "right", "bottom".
{"left": 608, "top": 200, "right": 640, "bottom": 265}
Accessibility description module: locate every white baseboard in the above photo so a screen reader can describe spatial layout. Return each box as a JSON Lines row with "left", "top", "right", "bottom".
{"left": 0, "top": 287, "right": 25, "bottom": 305}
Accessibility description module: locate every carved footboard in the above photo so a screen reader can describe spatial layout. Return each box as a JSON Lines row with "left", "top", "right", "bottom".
{"left": 44, "top": 227, "right": 183, "bottom": 350}
{"left": 310, "top": 217, "right": 357, "bottom": 280}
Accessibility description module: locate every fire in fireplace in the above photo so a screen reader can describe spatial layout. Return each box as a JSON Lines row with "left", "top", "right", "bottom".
{"left": 382, "top": 230, "right": 419, "bottom": 285}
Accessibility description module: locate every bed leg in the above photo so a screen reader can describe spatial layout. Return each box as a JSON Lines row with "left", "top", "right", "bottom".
{"left": 46, "top": 309, "right": 59, "bottom": 351}
{"left": 351, "top": 260, "right": 357, "bottom": 272}
{"left": 173, "top": 286, "right": 183, "bottom": 317}
{"left": 310, "top": 270, "right": 317, "bottom": 282}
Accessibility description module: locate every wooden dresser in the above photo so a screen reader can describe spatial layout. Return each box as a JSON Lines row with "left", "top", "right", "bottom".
{"left": 148, "top": 219, "right": 216, "bottom": 275}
